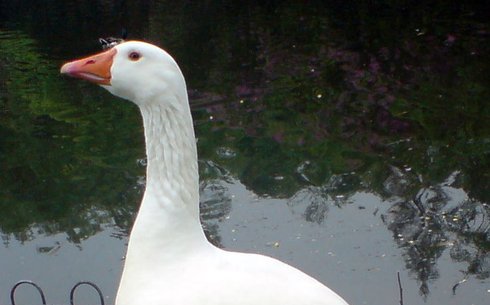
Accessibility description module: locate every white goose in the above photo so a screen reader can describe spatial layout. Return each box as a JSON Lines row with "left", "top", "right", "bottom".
{"left": 60, "top": 41, "right": 350, "bottom": 305}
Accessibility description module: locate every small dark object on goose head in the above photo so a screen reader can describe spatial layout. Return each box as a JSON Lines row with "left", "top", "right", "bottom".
{"left": 99, "top": 28, "right": 128, "bottom": 50}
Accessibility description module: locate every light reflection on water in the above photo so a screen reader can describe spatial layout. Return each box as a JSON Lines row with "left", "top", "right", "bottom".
{"left": 1, "top": 178, "right": 487, "bottom": 305}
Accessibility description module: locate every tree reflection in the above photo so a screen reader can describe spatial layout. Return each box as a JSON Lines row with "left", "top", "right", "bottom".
{"left": 287, "top": 173, "right": 359, "bottom": 224}
{"left": 199, "top": 179, "right": 233, "bottom": 248}
{"left": 383, "top": 168, "right": 489, "bottom": 297}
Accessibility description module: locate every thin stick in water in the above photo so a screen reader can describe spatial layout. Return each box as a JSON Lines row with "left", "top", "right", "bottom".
{"left": 397, "top": 272, "right": 404, "bottom": 305}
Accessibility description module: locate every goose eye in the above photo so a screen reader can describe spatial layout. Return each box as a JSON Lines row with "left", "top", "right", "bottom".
{"left": 129, "top": 52, "right": 141, "bottom": 61}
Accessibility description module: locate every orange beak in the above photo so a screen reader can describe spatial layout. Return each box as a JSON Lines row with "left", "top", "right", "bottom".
{"left": 60, "top": 48, "right": 117, "bottom": 85}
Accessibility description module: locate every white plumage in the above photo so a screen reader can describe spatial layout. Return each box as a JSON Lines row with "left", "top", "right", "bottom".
{"left": 61, "top": 41, "right": 350, "bottom": 305}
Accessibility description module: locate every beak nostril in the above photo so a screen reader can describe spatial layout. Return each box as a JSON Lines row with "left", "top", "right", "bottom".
{"left": 85, "top": 59, "right": 96, "bottom": 65}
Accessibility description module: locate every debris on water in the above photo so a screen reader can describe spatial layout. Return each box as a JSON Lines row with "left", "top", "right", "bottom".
{"left": 216, "top": 146, "right": 237, "bottom": 159}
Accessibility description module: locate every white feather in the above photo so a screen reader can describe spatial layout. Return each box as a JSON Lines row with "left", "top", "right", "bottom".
{"left": 102, "top": 41, "right": 350, "bottom": 305}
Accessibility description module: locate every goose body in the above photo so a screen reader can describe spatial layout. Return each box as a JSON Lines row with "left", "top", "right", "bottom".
{"left": 61, "top": 41, "right": 350, "bottom": 305}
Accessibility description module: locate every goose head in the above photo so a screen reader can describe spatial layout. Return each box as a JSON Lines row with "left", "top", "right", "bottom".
{"left": 60, "top": 41, "right": 186, "bottom": 106}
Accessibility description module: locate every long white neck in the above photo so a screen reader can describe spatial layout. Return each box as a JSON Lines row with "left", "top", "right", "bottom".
{"left": 121, "top": 90, "right": 208, "bottom": 271}
{"left": 116, "top": 74, "right": 213, "bottom": 304}
{"left": 140, "top": 99, "right": 199, "bottom": 218}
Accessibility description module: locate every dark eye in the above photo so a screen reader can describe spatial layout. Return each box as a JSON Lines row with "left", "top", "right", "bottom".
{"left": 129, "top": 52, "right": 141, "bottom": 61}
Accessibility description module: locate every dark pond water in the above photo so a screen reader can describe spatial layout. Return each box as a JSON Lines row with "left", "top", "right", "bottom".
{"left": 1, "top": 1, "right": 489, "bottom": 305}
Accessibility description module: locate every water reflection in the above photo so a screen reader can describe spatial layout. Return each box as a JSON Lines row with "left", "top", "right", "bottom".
{"left": 383, "top": 169, "right": 489, "bottom": 298}
{"left": 287, "top": 172, "right": 360, "bottom": 224}
{"left": 0, "top": 29, "right": 144, "bottom": 243}
{"left": 200, "top": 179, "right": 232, "bottom": 248}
